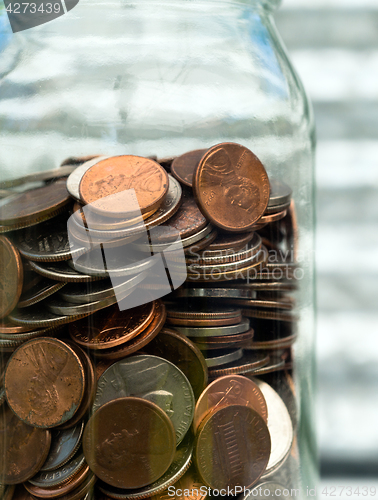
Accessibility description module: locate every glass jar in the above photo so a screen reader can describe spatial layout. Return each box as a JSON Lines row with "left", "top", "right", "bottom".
{"left": 0, "top": 0, "right": 317, "bottom": 498}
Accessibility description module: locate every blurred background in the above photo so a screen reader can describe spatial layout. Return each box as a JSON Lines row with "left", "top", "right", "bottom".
{"left": 275, "top": 0, "right": 378, "bottom": 488}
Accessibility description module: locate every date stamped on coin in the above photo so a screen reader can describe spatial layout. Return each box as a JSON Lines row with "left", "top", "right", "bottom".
{"left": 4, "top": 0, "right": 80, "bottom": 33}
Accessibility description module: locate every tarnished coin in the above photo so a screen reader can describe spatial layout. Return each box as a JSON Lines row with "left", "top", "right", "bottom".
{"left": 0, "top": 179, "right": 71, "bottom": 226}
{"left": 83, "top": 397, "right": 176, "bottom": 489}
{"left": 208, "top": 351, "right": 270, "bottom": 378}
{"left": 28, "top": 452, "right": 86, "bottom": 487}
{"left": 18, "top": 279, "right": 66, "bottom": 308}
{"left": 174, "top": 317, "right": 250, "bottom": 338}
{"left": 252, "top": 378, "right": 294, "bottom": 477}
{"left": 28, "top": 259, "right": 104, "bottom": 283}
{"left": 143, "top": 328, "right": 208, "bottom": 400}
{"left": 0, "top": 404, "right": 51, "bottom": 484}
{"left": 166, "top": 305, "right": 242, "bottom": 327}
{"left": 171, "top": 149, "right": 208, "bottom": 188}
{"left": 193, "top": 375, "right": 268, "bottom": 431}
{"left": 194, "top": 405, "right": 271, "bottom": 489}
{"left": 0, "top": 236, "right": 23, "bottom": 319}
{"left": 193, "top": 143, "right": 270, "bottom": 232}
{"left": 205, "top": 348, "right": 243, "bottom": 367}
{"left": 98, "top": 432, "right": 193, "bottom": 500}
{"left": 40, "top": 422, "right": 84, "bottom": 471}
{"left": 24, "top": 464, "right": 91, "bottom": 498}
{"left": 4, "top": 338, "right": 85, "bottom": 428}
{"left": 79, "top": 156, "right": 169, "bottom": 217}
{"left": 93, "top": 354, "right": 195, "bottom": 445}
{"left": 69, "top": 301, "right": 156, "bottom": 350}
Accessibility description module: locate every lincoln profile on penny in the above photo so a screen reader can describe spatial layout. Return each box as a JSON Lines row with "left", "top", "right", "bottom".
{"left": 201, "top": 147, "right": 260, "bottom": 213}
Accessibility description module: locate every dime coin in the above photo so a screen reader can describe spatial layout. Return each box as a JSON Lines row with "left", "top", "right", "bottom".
{"left": 69, "top": 301, "right": 156, "bottom": 350}
{"left": 40, "top": 422, "right": 84, "bottom": 471}
{"left": 4, "top": 338, "right": 85, "bottom": 428}
{"left": 0, "top": 318, "right": 40, "bottom": 334}
{"left": 28, "top": 452, "right": 86, "bottom": 487}
{"left": 192, "top": 328, "right": 254, "bottom": 349}
{"left": 28, "top": 259, "right": 104, "bottom": 283}
{"left": 79, "top": 156, "right": 169, "bottom": 217}
{"left": 183, "top": 230, "right": 218, "bottom": 255}
{"left": 8, "top": 302, "right": 93, "bottom": 328}
{"left": 173, "top": 287, "right": 257, "bottom": 300}
{"left": 174, "top": 317, "right": 250, "bottom": 337}
{"left": 267, "top": 179, "right": 292, "bottom": 208}
{"left": 97, "top": 432, "right": 193, "bottom": 500}
{"left": 193, "top": 374, "right": 268, "bottom": 431}
{"left": 92, "top": 354, "right": 195, "bottom": 445}
{"left": 92, "top": 301, "right": 166, "bottom": 360}
{"left": 142, "top": 328, "right": 208, "bottom": 400}
{"left": 0, "top": 236, "right": 23, "bottom": 319}
{"left": 24, "top": 465, "right": 91, "bottom": 498}
{"left": 264, "top": 201, "right": 291, "bottom": 215}
{"left": 18, "top": 279, "right": 66, "bottom": 308}
{"left": 193, "top": 143, "right": 270, "bottom": 232}
{"left": 207, "top": 231, "right": 255, "bottom": 252}
{"left": 83, "top": 397, "right": 176, "bottom": 489}
{"left": 171, "top": 149, "right": 208, "bottom": 187}
{"left": 205, "top": 348, "right": 243, "bottom": 367}
{"left": 208, "top": 351, "right": 270, "bottom": 377}
{"left": 166, "top": 305, "right": 242, "bottom": 327}
{"left": 252, "top": 379, "right": 294, "bottom": 477}
{"left": 66, "top": 156, "right": 108, "bottom": 201}
{"left": 0, "top": 404, "right": 51, "bottom": 484}
{"left": 0, "top": 179, "right": 71, "bottom": 226}
{"left": 194, "top": 405, "right": 271, "bottom": 489}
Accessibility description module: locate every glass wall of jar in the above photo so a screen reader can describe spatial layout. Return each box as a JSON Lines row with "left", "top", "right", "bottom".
{"left": 0, "top": 0, "right": 316, "bottom": 498}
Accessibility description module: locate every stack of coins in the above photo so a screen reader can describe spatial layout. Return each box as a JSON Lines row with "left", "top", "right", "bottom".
{"left": 0, "top": 143, "right": 300, "bottom": 497}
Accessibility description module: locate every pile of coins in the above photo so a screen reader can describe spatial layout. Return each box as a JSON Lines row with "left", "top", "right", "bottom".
{"left": 0, "top": 142, "right": 300, "bottom": 500}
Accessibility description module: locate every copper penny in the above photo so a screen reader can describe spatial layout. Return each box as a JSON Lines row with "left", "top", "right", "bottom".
{"left": 193, "top": 143, "right": 270, "bottom": 232}
{"left": 142, "top": 327, "right": 208, "bottom": 400}
{"left": 0, "top": 236, "right": 23, "bottom": 319}
{"left": 92, "top": 300, "right": 166, "bottom": 360}
{"left": 83, "top": 397, "right": 176, "bottom": 489}
{"left": 0, "top": 179, "right": 71, "bottom": 226}
{"left": 79, "top": 156, "right": 169, "bottom": 217}
{"left": 193, "top": 375, "right": 268, "bottom": 431}
{"left": 69, "top": 301, "right": 156, "bottom": 350}
{"left": 0, "top": 404, "right": 51, "bottom": 484}
{"left": 166, "top": 305, "right": 242, "bottom": 327}
{"left": 4, "top": 338, "right": 85, "bottom": 428}
{"left": 194, "top": 405, "right": 271, "bottom": 489}
{"left": 258, "top": 209, "right": 287, "bottom": 224}
{"left": 171, "top": 149, "right": 208, "bottom": 187}
{"left": 153, "top": 187, "right": 208, "bottom": 243}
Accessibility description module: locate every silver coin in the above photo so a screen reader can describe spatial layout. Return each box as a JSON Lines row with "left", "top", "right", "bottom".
{"left": 205, "top": 348, "right": 243, "bottom": 367}
{"left": 0, "top": 165, "right": 76, "bottom": 190}
{"left": 187, "top": 247, "right": 267, "bottom": 273}
{"left": 268, "top": 179, "right": 292, "bottom": 208}
{"left": 173, "top": 287, "right": 257, "bottom": 300}
{"left": 44, "top": 292, "right": 120, "bottom": 316}
{"left": 244, "top": 482, "right": 293, "bottom": 500}
{"left": 265, "top": 201, "right": 291, "bottom": 215}
{"left": 252, "top": 378, "right": 294, "bottom": 477}
{"left": 40, "top": 422, "right": 84, "bottom": 472}
{"left": 9, "top": 301, "right": 96, "bottom": 327}
{"left": 208, "top": 351, "right": 270, "bottom": 377}
{"left": 187, "top": 232, "right": 262, "bottom": 262}
{"left": 28, "top": 452, "right": 86, "bottom": 487}
{"left": 29, "top": 259, "right": 104, "bottom": 283}
{"left": 98, "top": 432, "right": 193, "bottom": 500}
{"left": 249, "top": 358, "right": 285, "bottom": 375}
{"left": 66, "top": 156, "right": 108, "bottom": 201}
{"left": 18, "top": 279, "right": 66, "bottom": 308}
{"left": 93, "top": 354, "right": 195, "bottom": 445}
{"left": 58, "top": 271, "right": 147, "bottom": 304}
{"left": 174, "top": 317, "right": 250, "bottom": 337}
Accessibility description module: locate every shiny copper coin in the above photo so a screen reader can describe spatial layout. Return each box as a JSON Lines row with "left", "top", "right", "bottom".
{"left": 4, "top": 338, "right": 85, "bottom": 428}
{"left": 171, "top": 149, "right": 208, "bottom": 187}
{"left": 0, "top": 236, "right": 23, "bottom": 319}
{"left": 193, "top": 374, "right": 267, "bottom": 431}
{"left": 83, "top": 397, "right": 176, "bottom": 489}
{"left": 193, "top": 143, "right": 270, "bottom": 232}
{"left": 207, "top": 231, "right": 255, "bottom": 251}
{"left": 92, "top": 301, "right": 166, "bottom": 360}
{"left": 258, "top": 209, "right": 287, "bottom": 224}
{"left": 208, "top": 351, "right": 270, "bottom": 378}
{"left": 0, "top": 179, "right": 71, "bottom": 226}
{"left": 0, "top": 404, "right": 51, "bottom": 484}
{"left": 69, "top": 301, "right": 156, "bottom": 350}
{"left": 166, "top": 305, "right": 242, "bottom": 327}
{"left": 143, "top": 327, "right": 208, "bottom": 400}
{"left": 152, "top": 187, "right": 208, "bottom": 243}
{"left": 194, "top": 405, "right": 271, "bottom": 489}
{"left": 79, "top": 156, "right": 169, "bottom": 217}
